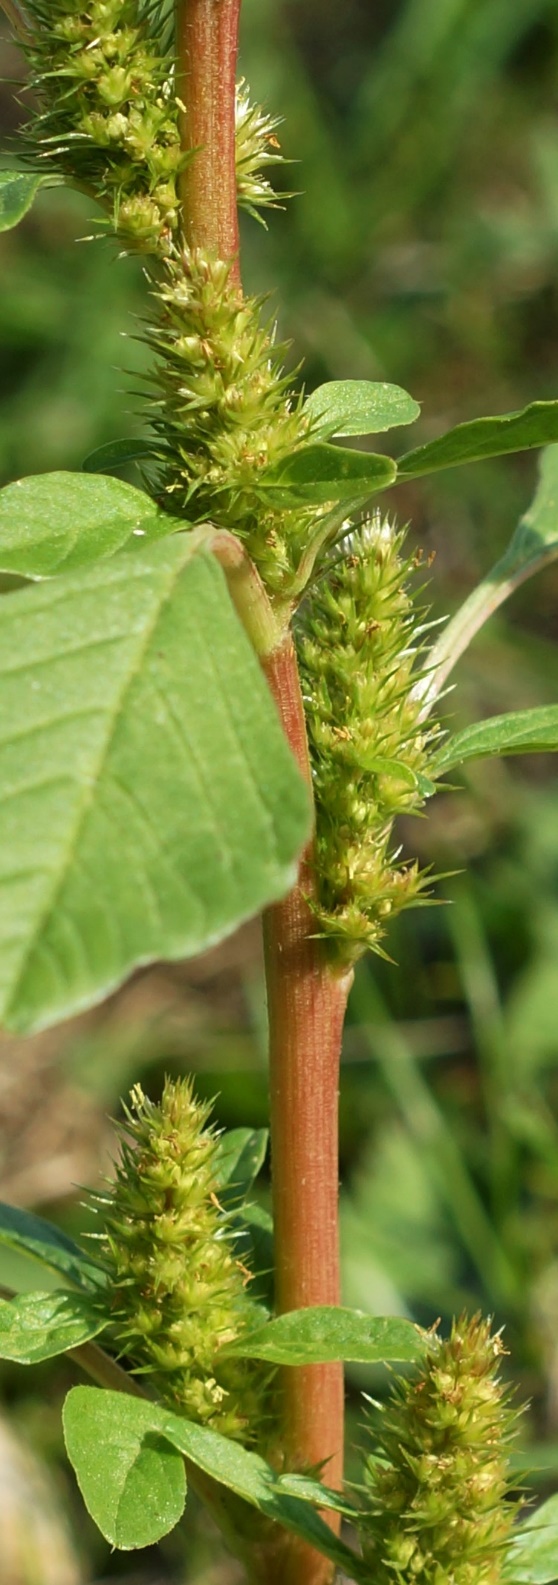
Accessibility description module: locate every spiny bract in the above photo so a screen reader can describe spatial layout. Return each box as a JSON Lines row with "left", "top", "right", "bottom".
{"left": 358, "top": 1314, "right": 520, "bottom": 1585}
{"left": 297, "top": 515, "right": 440, "bottom": 961}
{"left": 94, "top": 1077, "right": 268, "bottom": 1442}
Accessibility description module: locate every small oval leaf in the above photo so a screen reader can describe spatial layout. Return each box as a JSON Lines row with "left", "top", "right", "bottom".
{"left": 221, "top": 1308, "right": 427, "bottom": 1366}
{"left": 63, "top": 1388, "right": 186, "bottom": 1549}
{"left": 259, "top": 443, "right": 396, "bottom": 505}
{"left": 0, "top": 1290, "right": 106, "bottom": 1363}
{"left": 305, "top": 380, "right": 420, "bottom": 439}
{"left": 0, "top": 170, "right": 44, "bottom": 232}
{"left": 213, "top": 1128, "right": 269, "bottom": 1210}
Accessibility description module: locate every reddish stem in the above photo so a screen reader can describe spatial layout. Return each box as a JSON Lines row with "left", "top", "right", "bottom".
{"left": 177, "top": 0, "right": 241, "bottom": 277}
{"left": 263, "top": 638, "right": 352, "bottom": 1585}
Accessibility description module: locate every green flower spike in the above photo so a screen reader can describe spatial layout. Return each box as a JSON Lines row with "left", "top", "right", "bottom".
{"left": 146, "top": 248, "right": 326, "bottom": 598}
{"left": 358, "top": 1314, "right": 520, "bottom": 1585}
{"left": 297, "top": 514, "right": 440, "bottom": 963}
{"left": 94, "top": 1078, "right": 268, "bottom": 1442}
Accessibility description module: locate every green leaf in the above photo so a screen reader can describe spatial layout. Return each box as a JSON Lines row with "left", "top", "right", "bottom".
{"left": 0, "top": 171, "right": 44, "bottom": 233}
{"left": 421, "top": 445, "right": 558, "bottom": 707}
{"left": 0, "top": 1200, "right": 105, "bottom": 1290}
{"left": 64, "top": 1388, "right": 361, "bottom": 1572}
{"left": 504, "top": 1497, "right": 558, "bottom": 1584}
{"left": 0, "top": 1289, "right": 106, "bottom": 1363}
{"left": 82, "top": 439, "right": 155, "bottom": 475}
{"left": 304, "top": 380, "right": 420, "bottom": 439}
{"left": 0, "top": 472, "right": 174, "bottom": 578}
{"left": 259, "top": 442, "right": 396, "bottom": 505}
{"left": 213, "top": 1128, "right": 269, "bottom": 1210}
{"left": 230, "top": 1202, "right": 274, "bottom": 1306}
{"left": 63, "top": 1388, "right": 186, "bottom": 1549}
{"left": 0, "top": 537, "right": 310, "bottom": 1033}
{"left": 222, "top": 1308, "right": 427, "bottom": 1365}
{"left": 434, "top": 706, "right": 558, "bottom": 776}
{"left": 397, "top": 401, "right": 558, "bottom": 481}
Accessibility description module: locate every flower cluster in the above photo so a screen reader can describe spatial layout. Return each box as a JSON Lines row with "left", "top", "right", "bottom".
{"left": 297, "top": 516, "right": 439, "bottom": 961}
{"left": 94, "top": 1078, "right": 268, "bottom": 1442}
{"left": 147, "top": 248, "right": 322, "bottom": 597}
{"left": 22, "top": 0, "right": 183, "bottom": 252}
{"left": 19, "top": 1, "right": 289, "bottom": 255}
{"left": 358, "top": 1315, "right": 519, "bottom": 1585}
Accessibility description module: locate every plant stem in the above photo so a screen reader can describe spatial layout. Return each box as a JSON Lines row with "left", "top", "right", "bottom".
{"left": 176, "top": 0, "right": 242, "bottom": 277}
{"left": 263, "top": 636, "right": 352, "bottom": 1585}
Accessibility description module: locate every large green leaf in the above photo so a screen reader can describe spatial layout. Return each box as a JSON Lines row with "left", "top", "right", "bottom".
{"left": 0, "top": 472, "right": 174, "bottom": 578}
{"left": 63, "top": 1388, "right": 187, "bottom": 1549}
{"left": 213, "top": 1128, "right": 269, "bottom": 1211}
{"left": 304, "top": 380, "right": 420, "bottom": 439}
{"left": 397, "top": 401, "right": 558, "bottom": 481}
{"left": 0, "top": 170, "right": 45, "bottom": 232}
{"left": 223, "top": 1308, "right": 426, "bottom": 1366}
{"left": 504, "top": 1497, "right": 558, "bottom": 1584}
{"left": 0, "top": 1200, "right": 105, "bottom": 1290}
{"left": 63, "top": 1388, "right": 362, "bottom": 1573}
{"left": 0, "top": 1290, "right": 106, "bottom": 1363}
{"left": 0, "top": 537, "right": 310, "bottom": 1033}
{"left": 259, "top": 442, "right": 396, "bottom": 505}
{"left": 434, "top": 706, "right": 558, "bottom": 776}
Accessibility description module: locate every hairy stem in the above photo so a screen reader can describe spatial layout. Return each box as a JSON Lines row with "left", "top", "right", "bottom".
{"left": 176, "top": 0, "right": 242, "bottom": 275}
{"left": 263, "top": 636, "right": 352, "bottom": 1585}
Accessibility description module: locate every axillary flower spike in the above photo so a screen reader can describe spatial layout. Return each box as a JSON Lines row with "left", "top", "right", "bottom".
{"left": 297, "top": 514, "right": 441, "bottom": 963}
{"left": 93, "top": 1077, "right": 269, "bottom": 1443}
{"left": 357, "top": 1314, "right": 521, "bottom": 1585}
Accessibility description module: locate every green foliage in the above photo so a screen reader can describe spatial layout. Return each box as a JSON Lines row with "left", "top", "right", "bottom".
{"left": 93, "top": 1078, "right": 268, "bottom": 1441}
{"left": 62, "top": 1384, "right": 361, "bottom": 1570}
{"left": 0, "top": 535, "right": 309, "bottom": 1033}
{"left": 0, "top": 1199, "right": 105, "bottom": 1289}
{"left": 504, "top": 1496, "right": 558, "bottom": 1585}
{"left": 358, "top": 1315, "right": 519, "bottom": 1585}
{"left": 221, "top": 1308, "right": 427, "bottom": 1366}
{"left": 0, "top": 1289, "right": 106, "bottom": 1362}
{"left": 303, "top": 380, "right": 420, "bottom": 439}
{"left": 397, "top": 402, "right": 558, "bottom": 481}
{"left": 63, "top": 1387, "right": 188, "bottom": 1549}
{"left": 297, "top": 516, "right": 439, "bottom": 960}
{"left": 435, "top": 705, "right": 558, "bottom": 776}
{"left": 260, "top": 440, "right": 396, "bottom": 506}
{"left": 0, "top": 470, "right": 173, "bottom": 576}
{"left": 0, "top": 170, "right": 46, "bottom": 232}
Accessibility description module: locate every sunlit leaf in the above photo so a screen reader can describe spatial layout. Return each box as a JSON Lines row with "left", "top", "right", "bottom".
{"left": 222, "top": 1308, "right": 427, "bottom": 1365}
{"left": 63, "top": 1388, "right": 186, "bottom": 1549}
{"left": 0, "top": 1290, "right": 105, "bottom": 1363}
{"left": 304, "top": 380, "right": 420, "bottom": 439}
{"left": 0, "top": 472, "right": 174, "bottom": 578}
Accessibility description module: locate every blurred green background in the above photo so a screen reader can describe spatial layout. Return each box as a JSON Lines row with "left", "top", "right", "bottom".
{"left": 2, "top": 0, "right": 558, "bottom": 1580}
